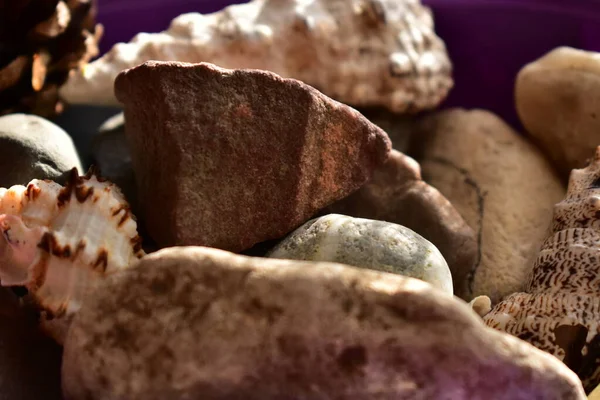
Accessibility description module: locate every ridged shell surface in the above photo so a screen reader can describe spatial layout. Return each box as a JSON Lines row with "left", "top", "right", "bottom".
{"left": 483, "top": 147, "right": 600, "bottom": 392}
{"left": 0, "top": 169, "right": 144, "bottom": 317}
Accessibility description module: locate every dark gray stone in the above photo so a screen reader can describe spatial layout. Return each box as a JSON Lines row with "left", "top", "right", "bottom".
{"left": 91, "top": 112, "right": 138, "bottom": 214}
{"left": 51, "top": 105, "right": 123, "bottom": 169}
{"left": 0, "top": 113, "right": 82, "bottom": 187}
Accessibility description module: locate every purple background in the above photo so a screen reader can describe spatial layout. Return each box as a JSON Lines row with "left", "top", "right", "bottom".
{"left": 94, "top": 0, "right": 600, "bottom": 129}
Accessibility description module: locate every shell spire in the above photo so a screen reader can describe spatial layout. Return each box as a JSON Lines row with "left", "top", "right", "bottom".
{"left": 0, "top": 167, "right": 144, "bottom": 319}
{"left": 483, "top": 146, "right": 600, "bottom": 392}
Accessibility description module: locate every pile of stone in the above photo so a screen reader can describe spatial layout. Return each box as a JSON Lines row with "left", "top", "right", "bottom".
{"left": 0, "top": 0, "right": 598, "bottom": 399}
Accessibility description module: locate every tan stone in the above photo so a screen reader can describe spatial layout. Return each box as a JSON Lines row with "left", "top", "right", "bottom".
{"left": 408, "top": 108, "right": 565, "bottom": 303}
{"left": 62, "top": 246, "right": 585, "bottom": 400}
{"left": 516, "top": 46, "right": 600, "bottom": 179}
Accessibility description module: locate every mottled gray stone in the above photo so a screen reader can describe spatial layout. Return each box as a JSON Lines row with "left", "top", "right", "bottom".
{"left": 267, "top": 214, "right": 453, "bottom": 294}
{"left": 0, "top": 113, "right": 82, "bottom": 187}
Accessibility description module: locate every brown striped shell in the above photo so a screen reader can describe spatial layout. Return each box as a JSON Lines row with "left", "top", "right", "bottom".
{"left": 483, "top": 146, "right": 600, "bottom": 392}
{"left": 0, "top": 168, "right": 144, "bottom": 318}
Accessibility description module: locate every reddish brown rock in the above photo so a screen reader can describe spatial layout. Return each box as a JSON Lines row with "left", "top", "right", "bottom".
{"left": 114, "top": 61, "right": 391, "bottom": 252}
{"left": 325, "top": 150, "right": 478, "bottom": 300}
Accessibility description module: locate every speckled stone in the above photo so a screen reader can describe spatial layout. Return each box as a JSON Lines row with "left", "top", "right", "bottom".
{"left": 324, "top": 150, "right": 477, "bottom": 300}
{"left": 61, "top": 246, "right": 586, "bottom": 400}
{"left": 267, "top": 214, "right": 453, "bottom": 294}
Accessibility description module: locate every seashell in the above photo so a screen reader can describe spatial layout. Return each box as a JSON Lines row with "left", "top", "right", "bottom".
{"left": 0, "top": 168, "right": 144, "bottom": 319}
{"left": 59, "top": 0, "right": 453, "bottom": 113}
{"left": 483, "top": 146, "right": 600, "bottom": 393}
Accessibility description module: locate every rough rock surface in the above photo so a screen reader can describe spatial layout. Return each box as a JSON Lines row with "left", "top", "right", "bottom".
{"left": 0, "top": 289, "right": 63, "bottom": 400}
{"left": 61, "top": 246, "right": 586, "bottom": 400}
{"left": 114, "top": 61, "right": 391, "bottom": 252}
{"left": 0, "top": 113, "right": 82, "bottom": 187}
{"left": 516, "top": 47, "right": 600, "bottom": 179}
{"left": 267, "top": 213, "right": 453, "bottom": 294}
{"left": 408, "top": 108, "right": 565, "bottom": 303}
{"left": 60, "top": 0, "right": 453, "bottom": 113}
{"left": 325, "top": 150, "right": 477, "bottom": 299}
{"left": 484, "top": 147, "right": 600, "bottom": 393}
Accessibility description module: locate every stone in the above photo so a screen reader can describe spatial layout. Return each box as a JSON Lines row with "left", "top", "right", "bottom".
{"left": 61, "top": 246, "right": 586, "bottom": 400}
{"left": 516, "top": 47, "right": 600, "bottom": 180}
{"left": 408, "top": 108, "right": 565, "bottom": 303}
{"left": 357, "top": 108, "right": 415, "bottom": 152}
{"left": 90, "top": 112, "right": 138, "bottom": 213}
{"left": 114, "top": 61, "right": 391, "bottom": 252}
{"left": 0, "top": 113, "right": 82, "bottom": 187}
{"left": 52, "top": 104, "right": 124, "bottom": 169}
{"left": 267, "top": 213, "right": 453, "bottom": 294}
{"left": 61, "top": 0, "right": 453, "bottom": 113}
{"left": 0, "top": 289, "right": 63, "bottom": 400}
{"left": 325, "top": 150, "right": 477, "bottom": 300}
{"left": 590, "top": 383, "right": 600, "bottom": 400}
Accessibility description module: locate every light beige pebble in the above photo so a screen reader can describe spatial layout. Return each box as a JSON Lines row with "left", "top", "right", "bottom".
{"left": 267, "top": 213, "right": 454, "bottom": 294}
{"left": 61, "top": 246, "right": 586, "bottom": 400}
{"left": 516, "top": 46, "right": 600, "bottom": 180}
{"left": 408, "top": 108, "right": 566, "bottom": 303}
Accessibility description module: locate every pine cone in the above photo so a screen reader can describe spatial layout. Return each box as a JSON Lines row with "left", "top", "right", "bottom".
{"left": 0, "top": 0, "right": 102, "bottom": 117}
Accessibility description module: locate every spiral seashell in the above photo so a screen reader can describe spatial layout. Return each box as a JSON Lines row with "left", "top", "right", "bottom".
{"left": 483, "top": 146, "right": 600, "bottom": 392}
{"left": 0, "top": 168, "right": 144, "bottom": 318}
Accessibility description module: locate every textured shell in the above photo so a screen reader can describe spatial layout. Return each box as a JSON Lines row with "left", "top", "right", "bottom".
{"left": 0, "top": 168, "right": 144, "bottom": 317}
{"left": 60, "top": 0, "right": 452, "bottom": 113}
{"left": 483, "top": 147, "right": 600, "bottom": 392}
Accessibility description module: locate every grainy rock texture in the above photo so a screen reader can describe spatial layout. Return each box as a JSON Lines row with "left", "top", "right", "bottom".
{"left": 484, "top": 147, "right": 600, "bottom": 393}
{"left": 0, "top": 289, "right": 63, "bottom": 400}
{"left": 60, "top": 0, "right": 453, "bottom": 113}
{"left": 408, "top": 108, "right": 565, "bottom": 303}
{"left": 0, "top": 113, "right": 82, "bottom": 187}
{"left": 114, "top": 61, "right": 391, "bottom": 252}
{"left": 62, "top": 246, "right": 586, "bottom": 400}
{"left": 325, "top": 150, "right": 477, "bottom": 299}
{"left": 516, "top": 47, "right": 600, "bottom": 179}
{"left": 267, "top": 213, "right": 453, "bottom": 294}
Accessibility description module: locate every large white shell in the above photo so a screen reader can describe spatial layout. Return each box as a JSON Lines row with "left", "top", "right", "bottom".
{"left": 0, "top": 168, "right": 144, "bottom": 317}
{"left": 60, "top": 0, "right": 453, "bottom": 113}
